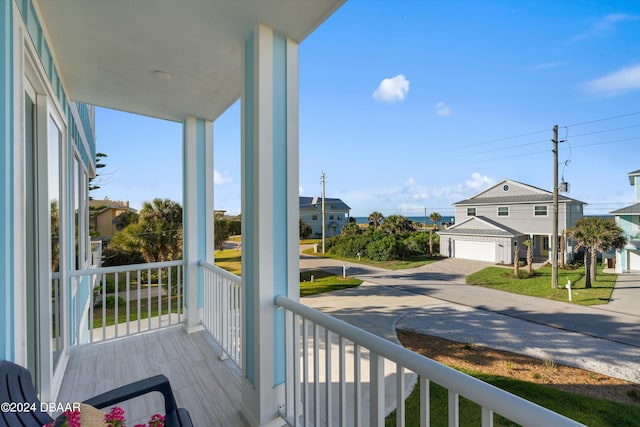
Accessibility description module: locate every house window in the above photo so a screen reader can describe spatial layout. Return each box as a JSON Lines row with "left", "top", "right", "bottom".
{"left": 503, "top": 184, "right": 510, "bottom": 191}
{"left": 329, "top": 215, "right": 334, "bottom": 220}
{"left": 543, "top": 236, "right": 549, "bottom": 250}
{"left": 312, "top": 215, "right": 318, "bottom": 221}
{"left": 467, "top": 207, "right": 476, "bottom": 216}
{"left": 534, "top": 205, "right": 548, "bottom": 216}
{"left": 497, "top": 206, "right": 509, "bottom": 217}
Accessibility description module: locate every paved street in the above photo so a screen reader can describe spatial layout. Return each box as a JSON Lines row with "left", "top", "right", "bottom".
{"left": 300, "top": 249, "right": 640, "bottom": 383}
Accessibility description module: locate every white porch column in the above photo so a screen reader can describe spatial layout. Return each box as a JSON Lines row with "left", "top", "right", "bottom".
{"left": 182, "top": 117, "right": 214, "bottom": 333}
{"left": 0, "top": 0, "right": 13, "bottom": 361}
{"left": 240, "top": 24, "right": 300, "bottom": 427}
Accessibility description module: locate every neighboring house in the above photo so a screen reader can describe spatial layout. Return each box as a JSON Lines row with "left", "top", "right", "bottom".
{"left": 438, "top": 179, "right": 585, "bottom": 264}
{"left": 299, "top": 196, "right": 350, "bottom": 237}
{"left": 89, "top": 198, "right": 137, "bottom": 243}
{"left": 611, "top": 169, "right": 640, "bottom": 272}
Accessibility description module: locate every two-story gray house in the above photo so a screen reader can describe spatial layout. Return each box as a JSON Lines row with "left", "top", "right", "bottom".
{"left": 611, "top": 169, "right": 640, "bottom": 272}
{"left": 299, "top": 196, "right": 350, "bottom": 238}
{"left": 437, "top": 179, "right": 585, "bottom": 264}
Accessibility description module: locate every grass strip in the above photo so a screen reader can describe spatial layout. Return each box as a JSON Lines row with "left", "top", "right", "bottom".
{"left": 466, "top": 264, "right": 616, "bottom": 306}
{"left": 386, "top": 370, "right": 640, "bottom": 427}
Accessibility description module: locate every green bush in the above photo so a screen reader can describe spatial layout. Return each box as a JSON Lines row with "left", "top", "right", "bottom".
{"left": 366, "top": 234, "right": 404, "bottom": 261}
{"left": 102, "top": 246, "right": 145, "bottom": 267}
{"left": 103, "top": 295, "right": 125, "bottom": 308}
{"left": 405, "top": 232, "right": 431, "bottom": 255}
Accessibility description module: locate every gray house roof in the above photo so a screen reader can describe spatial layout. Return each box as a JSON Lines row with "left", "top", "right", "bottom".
{"left": 437, "top": 216, "right": 523, "bottom": 238}
{"left": 628, "top": 169, "right": 640, "bottom": 185}
{"left": 299, "top": 196, "right": 350, "bottom": 211}
{"left": 453, "top": 179, "right": 586, "bottom": 206}
{"left": 611, "top": 203, "right": 640, "bottom": 215}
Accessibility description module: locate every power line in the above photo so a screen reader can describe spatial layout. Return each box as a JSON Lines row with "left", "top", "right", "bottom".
{"left": 562, "top": 111, "right": 640, "bottom": 127}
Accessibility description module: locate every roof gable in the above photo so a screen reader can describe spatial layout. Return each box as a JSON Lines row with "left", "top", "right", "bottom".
{"left": 299, "top": 196, "right": 350, "bottom": 211}
{"left": 628, "top": 169, "right": 640, "bottom": 186}
{"left": 437, "top": 215, "right": 522, "bottom": 237}
{"left": 454, "top": 179, "right": 585, "bottom": 206}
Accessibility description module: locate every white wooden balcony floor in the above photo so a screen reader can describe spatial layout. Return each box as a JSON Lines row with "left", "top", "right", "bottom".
{"left": 56, "top": 326, "right": 247, "bottom": 426}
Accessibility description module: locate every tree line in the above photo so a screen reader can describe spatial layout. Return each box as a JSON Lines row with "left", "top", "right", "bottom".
{"left": 103, "top": 199, "right": 240, "bottom": 266}
{"left": 318, "top": 211, "right": 443, "bottom": 262}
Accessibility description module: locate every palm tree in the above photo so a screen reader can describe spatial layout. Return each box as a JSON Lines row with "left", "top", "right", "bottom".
{"left": 568, "top": 217, "right": 626, "bottom": 287}
{"left": 428, "top": 212, "right": 442, "bottom": 256}
{"left": 111, "top": 198, "right": 183, "bottom": 262}
{"left": 368, "top": 211, "right": 384, "bottom": 229}
{"left": 523, "top": 239, "right": 533, "bottom": 275}
{"left": 429, "top": 212, "right": 442, "bottom": 230}
{"left": 381, "top": 214, "right": 413, "bottom": 234}
{"left": 513, "top": 241, "right": 520, "bottom": 278}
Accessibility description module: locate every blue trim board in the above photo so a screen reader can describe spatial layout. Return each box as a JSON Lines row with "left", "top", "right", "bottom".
{"left": 243, "top": 32, "right": 255, "bottom": 384}
{"left": 272, "top": 32, "right": 287, "bottom": 386}
{"left": 0, "top": 0, "right": 14, "bottom": 361}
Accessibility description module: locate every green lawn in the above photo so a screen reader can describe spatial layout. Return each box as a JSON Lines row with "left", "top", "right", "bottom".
{"left": 93, "top": 293, "right": 181, "bottom": 329}
{"left": 214, "top": 249, "right": 363, "bottom": 297}
{"left": 301, "top": 247, "right": 438, "bottom": 270}
{"left": 385, "top": 370, "right": 640, "bottom": 427}
{"left": 466, "top": 264, "right": 616, "bottom": 306}
{"left": 214, "top": 248, "right": 242, "bottom": 275}
{"left": 300, "top": 269, "right": 362, "bottom": 297}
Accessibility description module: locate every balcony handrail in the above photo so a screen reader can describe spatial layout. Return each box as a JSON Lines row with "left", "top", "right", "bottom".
{"left": 199, "top": 260, "right": 242, "bottom": 368}
{"left": 275, "top": 294, "right": 584, "bottom": 427}
{"left": 68, "top": 260, "right": 185, "bottom": 345}
{"left": 69, "top": 259, "right": 184, "bottom": 276}
{"left": 198, "top": 260, "right": 241, "bottom": 282}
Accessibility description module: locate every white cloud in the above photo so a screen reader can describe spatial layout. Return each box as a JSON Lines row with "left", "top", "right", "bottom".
{"left": 571, "top": 13, "right": 639, "bottom": 42}
{"left": 434, "top": 101, "right": 451, "bottom": 117}
{"left": 464, "top": 172, "right": 493, "bottom": 191}
{"left": 214, "top": 170, "right": 232, "bottom": 185}
{"left": 532, "top": 61, "right": 567, "bottom": 70}
{"left": 585, "top": 64, "right": 640, "bottom": 96}
{"left": 373, "top": 74, "right": 409, "bottom": 103}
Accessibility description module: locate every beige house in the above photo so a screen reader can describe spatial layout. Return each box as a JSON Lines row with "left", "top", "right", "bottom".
{"left": 89, "top": 198, "right": 137, "bottom": 242}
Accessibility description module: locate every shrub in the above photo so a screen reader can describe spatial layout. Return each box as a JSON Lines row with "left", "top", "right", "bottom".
{"left": 104, "top": 296, "right": 125, "bottom": 308}
{"left": 366, "top": 234, "right": 404, "bottom": 261}
{"left": 102, "top": 246, "right": 145, "bottom": 267}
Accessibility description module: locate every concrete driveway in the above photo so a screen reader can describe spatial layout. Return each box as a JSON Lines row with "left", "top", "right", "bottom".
{"left": 301, "top": 254, "right": 640, "bottom": 383}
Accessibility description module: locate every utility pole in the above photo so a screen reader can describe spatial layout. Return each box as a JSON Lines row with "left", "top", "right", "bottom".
{"left": 321, "top": 172, "right": 326, "bottom": 253}
{"left": 551, "top": 125, "right": 559, "bottom": 289}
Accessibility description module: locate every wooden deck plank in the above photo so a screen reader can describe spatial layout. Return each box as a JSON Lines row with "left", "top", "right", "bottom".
{"left": 56, "top": 326, "right": 247, "bottom": 426}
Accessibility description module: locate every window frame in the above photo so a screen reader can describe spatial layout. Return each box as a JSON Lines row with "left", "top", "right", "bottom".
{"left": 534, "top": 205, "right": 548, "bottom": 217}
{"left": 497, "top": 206, "right": 509, "bottom": 217}
{"left": 466, "top": 207, "right": 476, "bottom": 217}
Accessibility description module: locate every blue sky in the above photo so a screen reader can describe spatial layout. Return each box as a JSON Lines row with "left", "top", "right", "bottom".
{"left": 92, "top": 1, "right": 640, "bottom": 217}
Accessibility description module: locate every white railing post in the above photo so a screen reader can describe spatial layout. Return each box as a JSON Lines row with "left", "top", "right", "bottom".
{"left": 448, "top": 390, "right": 459, "bottom": 427}
{"left": 420, "top": 377, "right": 430, "bottom": 427}
{"left": 396, "top": 364, "right": 405, "bottom": 427}
{"left": 370, "top": 352, "right": 384, "bottom": 427}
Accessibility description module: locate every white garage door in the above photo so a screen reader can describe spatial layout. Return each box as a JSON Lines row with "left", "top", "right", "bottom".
{"left": 629, "top": 250, "right": 640, "bottom": 271}
{"left": 454, "top": 240, "right": 496, "bottom": 262}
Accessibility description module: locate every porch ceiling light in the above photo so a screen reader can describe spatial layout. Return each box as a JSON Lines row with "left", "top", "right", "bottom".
{"left": 153, "top": 70, "right": 172, "bottom": 80}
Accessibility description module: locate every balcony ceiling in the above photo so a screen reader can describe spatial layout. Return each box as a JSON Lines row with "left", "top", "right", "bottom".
{"left": 35, "top": 0, "right": 345, "bottom": 122}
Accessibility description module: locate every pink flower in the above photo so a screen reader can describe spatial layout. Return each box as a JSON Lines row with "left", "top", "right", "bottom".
{"left": 104, "top": 406, "right": 127, "bottom": 427}
{"left": 148, "top": 413, "right": 165, "bottom": 427}
{"left": 45, "top": 409, "right": 81, "bottom": 427}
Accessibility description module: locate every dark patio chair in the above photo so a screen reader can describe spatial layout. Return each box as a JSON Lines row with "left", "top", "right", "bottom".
{"left": 1, "top": 360, "right": 193, "bottom": 427}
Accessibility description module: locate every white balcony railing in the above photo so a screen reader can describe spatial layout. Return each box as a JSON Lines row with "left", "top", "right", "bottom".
{"left": 69, "top": 260, "right": 185, "bottom": 344}
{"left": 199, "top": 261, "right": 242, "bottom": 367}
{"left": 276, "top": 295, "right": 585, "bottom": 427}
